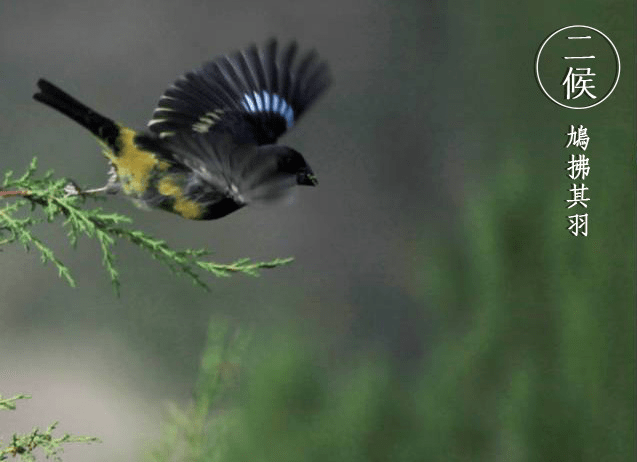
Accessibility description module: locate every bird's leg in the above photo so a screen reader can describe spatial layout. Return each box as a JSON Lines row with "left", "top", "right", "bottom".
{"left": 64, "top": 163, "right": 120, "bottom": 197}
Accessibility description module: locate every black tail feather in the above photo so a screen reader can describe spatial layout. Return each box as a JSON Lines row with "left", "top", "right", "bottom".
{"left": 33, "top": 79, "right": 120, "bottom": 147}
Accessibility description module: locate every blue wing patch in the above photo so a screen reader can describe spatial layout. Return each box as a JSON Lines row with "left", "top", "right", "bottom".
{"left": 241, "top": 90, "right": 295, "bottom": 128}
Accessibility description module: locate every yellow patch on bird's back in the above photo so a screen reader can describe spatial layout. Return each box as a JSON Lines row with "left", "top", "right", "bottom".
{"left": 101, "top": 127, "right": 170, "bottom": 196}
{"left": 157, "top": 176, "right": 203, "bottom": 220}
{"left": 157, "top": 176, "right": 181, "bottom": 197}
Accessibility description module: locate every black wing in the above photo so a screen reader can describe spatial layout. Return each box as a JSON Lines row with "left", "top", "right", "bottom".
{"left": 147, "top": 39, "right": 331, "bottom": 145}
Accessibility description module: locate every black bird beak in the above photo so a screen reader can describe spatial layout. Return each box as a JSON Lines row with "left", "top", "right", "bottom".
{"left": 297, "top": 171, "right": 318, "bottom": 186}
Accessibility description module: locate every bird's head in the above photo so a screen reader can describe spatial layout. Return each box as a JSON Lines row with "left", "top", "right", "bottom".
{"left": 274, "top": 146, "right": 318, "bottom": 186}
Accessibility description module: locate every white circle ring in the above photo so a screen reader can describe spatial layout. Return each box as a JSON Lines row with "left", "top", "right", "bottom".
{"left": 535, "top": 25, "right": 621, "bottom": 110}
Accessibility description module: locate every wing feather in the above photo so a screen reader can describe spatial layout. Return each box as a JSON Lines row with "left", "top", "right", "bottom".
{"left": 147, "top": 39, "right": 331, "bottom": 145}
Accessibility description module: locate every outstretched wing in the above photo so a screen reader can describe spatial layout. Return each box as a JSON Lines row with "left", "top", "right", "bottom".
{"left": 147, "top": 39, "right": 331, "bottom": 145}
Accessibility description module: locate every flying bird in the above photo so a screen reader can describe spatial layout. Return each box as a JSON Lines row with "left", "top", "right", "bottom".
{"left": 33, "top": 39, "right": 330, "bottom": 220}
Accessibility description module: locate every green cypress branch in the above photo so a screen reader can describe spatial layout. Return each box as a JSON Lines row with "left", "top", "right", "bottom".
{"left": 0, "top": 394, "right": 31, "bottom": 411}
{"left": 0, "top": 158, "right": 294, "bottom": 293}
{"left": 0, "top": 394, "right": 100, "bottom": 462}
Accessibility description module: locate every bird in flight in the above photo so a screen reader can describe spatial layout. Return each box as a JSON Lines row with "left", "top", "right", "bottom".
{"left": 34, "top": 39, "right": 331, "bottom": 220}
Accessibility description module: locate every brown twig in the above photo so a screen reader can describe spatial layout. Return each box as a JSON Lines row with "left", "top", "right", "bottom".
{"left": 0, "top": 190, "right": 31, "bottom": 197}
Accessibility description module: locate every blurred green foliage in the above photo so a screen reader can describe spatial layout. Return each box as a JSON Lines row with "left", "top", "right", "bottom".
{"left": 146, "top": 1, "right": 633, "bottom": 460}
{"left": 147, "top": 159, "right": 632, "bottom": 460}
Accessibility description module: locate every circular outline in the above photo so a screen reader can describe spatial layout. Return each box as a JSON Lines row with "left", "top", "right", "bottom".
{"left": 535, "top": 25, "right": 621, "bottom": 110}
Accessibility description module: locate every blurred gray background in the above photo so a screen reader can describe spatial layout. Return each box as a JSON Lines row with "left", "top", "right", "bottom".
{"left": 0, "top": 1, "right": 633, "bottom": 461}
{"left": 1, "top": 2, "right": 446, "bottom": 460}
